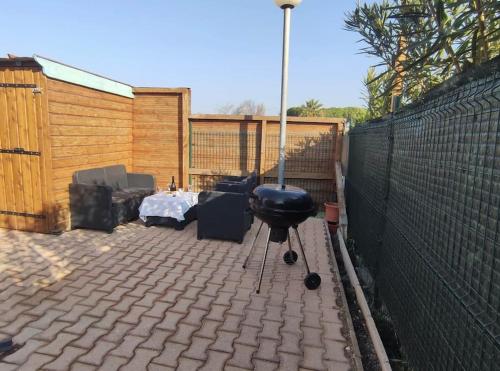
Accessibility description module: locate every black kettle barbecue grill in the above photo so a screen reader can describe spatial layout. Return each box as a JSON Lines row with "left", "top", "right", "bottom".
{"left": 243, "top": 0, "right": 321, "bottom": 293}
{"left": 242, "top": 184, "right": 321, "bottom": 293}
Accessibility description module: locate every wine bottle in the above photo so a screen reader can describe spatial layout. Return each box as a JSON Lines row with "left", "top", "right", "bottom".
{"left": 169, "top": 176, "right": 176, "bottom": 192}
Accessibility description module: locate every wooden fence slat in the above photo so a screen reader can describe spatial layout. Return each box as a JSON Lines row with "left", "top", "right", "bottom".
{"left": 335, "top": 121, "right": 343, "bottom": 161}
{"left": 189, "top": 168, "right": 334, "bottom": 180}
{"left": 37, "top": 73, "right": 57, "bottom": 232}
{"left": 259, "top": 120, "right": 267, "bottom": 184}
{"left": 23, "top": 69, "right": 44, "bottom": 232}
{"left": 0, "top": 69, "right": 14, "bottom": 229}
{"left": 190, "top": 114, "right": 344, "bottom": 125}
{"left": 335, "top": 161, "right": 348, "bottom": 237}
{"left": 48, "top": 101, "right": 131, "bottom": 120}
{"left": 5, "top": 68, "right": 25, "bottom": 230}
{"left": 15, "top": 69, "right": 34, "bottom": 230}
{"left": 182, "top": 90, "right": 190, "bottom": 188}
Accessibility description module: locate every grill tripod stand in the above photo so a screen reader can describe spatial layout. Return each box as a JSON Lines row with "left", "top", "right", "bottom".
{"left": 242, "top": 221, "right": 321, "bottom": 294}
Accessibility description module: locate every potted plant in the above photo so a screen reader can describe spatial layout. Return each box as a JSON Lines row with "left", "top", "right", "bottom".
{"left": 324, "top": 193, "right": 339, "bottom": 234}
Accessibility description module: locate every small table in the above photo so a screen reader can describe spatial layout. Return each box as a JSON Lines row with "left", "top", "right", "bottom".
{"left": 139, "top": 191, "right": 199, "bottom": 230}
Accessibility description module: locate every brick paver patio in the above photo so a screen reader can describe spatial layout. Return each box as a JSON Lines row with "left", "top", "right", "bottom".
{"left": 0, "top": 218, "right": 358, "bottom": 370}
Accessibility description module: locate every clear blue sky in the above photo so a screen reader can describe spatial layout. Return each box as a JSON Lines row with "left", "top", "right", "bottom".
{"left": 1, "top": 0, "right": 376, "bottom": 114}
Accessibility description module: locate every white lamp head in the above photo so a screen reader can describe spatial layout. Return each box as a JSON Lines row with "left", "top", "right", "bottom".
{"left": 274, "top": 0, "right": 302, "bottom": 9}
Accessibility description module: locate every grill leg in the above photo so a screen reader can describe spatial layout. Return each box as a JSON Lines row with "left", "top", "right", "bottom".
{"left": 283, "top": 230, "right": 298, "bottom": 265}
{"left": 292, "top": 225, "right": 310, "bottom": 274}
{"left": 293, "top": 225, "right": 321, "bottom": 290}
{"left": 242, "top": 221, "right": 264, "bottom": 269}
{"left": 256, "top": 228, "right": 272, "bottom": 294}
{"left": 287, "top": 230, "right": 293, "bottom": 254}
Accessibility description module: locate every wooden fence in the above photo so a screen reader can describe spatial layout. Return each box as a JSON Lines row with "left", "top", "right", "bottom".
{"left": 132, "top": 88, "right": 191, "bottom": 191}
{"left": 0, "top": 56, "right": 192, "bottom": 232}
{"left": 189, "top": 114, "right": 344, "bottom": 208}
{"left": 0, "top": 56, "right": 343, "bottom": 233}
{"left": 0, "top": 63, "right": 51, "bottom": 233}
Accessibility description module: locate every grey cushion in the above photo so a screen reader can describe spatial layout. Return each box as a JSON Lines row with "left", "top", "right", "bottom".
{"left": 104, "top": 165, "right": 128, "bottom": 190}
{"left": 73, "top": 168, "right": 107, "bottom": 186}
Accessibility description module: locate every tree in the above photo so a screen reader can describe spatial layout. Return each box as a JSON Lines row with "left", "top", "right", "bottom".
{"left": 287, "top": 101, "right": 368, "bottom": 125}
{"left": 300, "top": 99, "right": 324, "bottom": 117}
{"left": 363, "top": 67, "right": 391, "bottom": 119}
{"left": 216, "top": 103, "right": 236, "bottom": 115}
{"left": 345, "top": 0, "right": 500, "bottom": 115}
{"left": 287, "top": 106, "right": 303, "bottom": 116}
{"left": 321, "top": 107, "right": 368, "bottom": 125}
{"left": 216, "top": 100, "right": 266, "bottom": 115}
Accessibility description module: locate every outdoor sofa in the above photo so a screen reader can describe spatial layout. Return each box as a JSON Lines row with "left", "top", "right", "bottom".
{"left": 69, "top": 165, "right": 156, "bottom": 233}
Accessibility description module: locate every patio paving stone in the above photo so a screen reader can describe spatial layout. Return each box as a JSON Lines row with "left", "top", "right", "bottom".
{"left": 17, "top": 353, "right": 54, "bottom": 371}
{"left": 198, "top": 350, "right": 231, "bottom": 371}
{"left": 182, "top": 336, "right": 212, "bottom": 360}
{"left": 68, "top": 362, "right": 95, "bottom": 371}
{"left": 98, "top": 355, "right": 128, "bottom": 371}
{"left": 77, "top": 339, "right": 117, "bottom": 365}
{"left": 0, "top": 218, "right": 358, "bottom": 370}
{"left": 43, "top": 346, "right": 87, "bottom": 370}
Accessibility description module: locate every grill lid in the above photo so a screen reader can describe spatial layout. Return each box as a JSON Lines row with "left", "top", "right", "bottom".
{"left": 252, "top": 184, "right": 314, "bottom": 212}
{"left": 250, "top": 184, "right": 316, "bottom": 228}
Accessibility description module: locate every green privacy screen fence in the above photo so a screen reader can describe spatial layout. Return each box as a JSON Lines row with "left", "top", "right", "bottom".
{"left": 346, "top": 57, "right": 500, "bottom": 371}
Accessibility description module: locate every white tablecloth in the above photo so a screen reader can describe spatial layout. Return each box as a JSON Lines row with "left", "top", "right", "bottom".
{"left": 139, "top": 191, "right": 198, "bottom": 222}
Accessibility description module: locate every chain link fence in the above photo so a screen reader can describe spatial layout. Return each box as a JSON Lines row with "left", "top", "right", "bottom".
{"left": 347, "top": 57, "right": 500, "bottom": 370}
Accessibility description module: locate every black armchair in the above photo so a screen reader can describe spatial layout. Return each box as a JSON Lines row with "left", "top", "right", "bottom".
{"left": 216, "top": 171, "right": 257, "bottom": 193}
{"left": 69, "top": 183, "right": 117, "bottom": 232}
{"left": 196, "top": 171, "right": 257, "bottom": 243}
{"left": 196, "top": 191, "right": 253, "bottom": 244}
{"left": 214, "top": 181, "right": 251, "bottom": 194}
{"left": 220, "top": 175, "right": 247, "bottom": 182}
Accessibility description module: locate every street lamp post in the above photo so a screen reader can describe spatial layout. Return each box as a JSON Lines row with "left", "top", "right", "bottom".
{"left": 275, "top": 0, "right": 301, "bottom": 186}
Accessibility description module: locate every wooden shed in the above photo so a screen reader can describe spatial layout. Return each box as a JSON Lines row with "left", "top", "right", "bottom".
{"left": 0, "top": 55, "right": 190, "bottom": 233}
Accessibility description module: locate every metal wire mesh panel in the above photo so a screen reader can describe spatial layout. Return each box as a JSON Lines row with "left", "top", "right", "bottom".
{"left": 190, "top": 174, "right": 225, "bottom": 192}
{"left": 347, "top": 121, "right": 390, "bottom": 213}
{"left": 346, "top": 185, "right": 386, "bottom": 272}
{"left": 191, "top": 130, "right": 260, "bottom": 172}
{"left": 347, "top": 58, "right": 500, "bottom": 370}
{"left": 380, "top": 220, "right": 500, "bottom": 371}
{"left": 346, "top": 121, "right": 390, "bottom": 272}
{"left": 265, "top": 131, "right": 336, "bottom": 175}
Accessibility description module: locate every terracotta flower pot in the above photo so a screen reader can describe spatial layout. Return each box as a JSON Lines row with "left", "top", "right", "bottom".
{"left": 324, "top": 202, "right": 339, "bottom": 223}
{"left": 327, "top": 221, "right": 339, "bottom": 234}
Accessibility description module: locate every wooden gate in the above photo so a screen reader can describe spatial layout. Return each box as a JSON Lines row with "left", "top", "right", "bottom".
{"left": 0, "top": 68, "right": 49, "bottom": 232}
